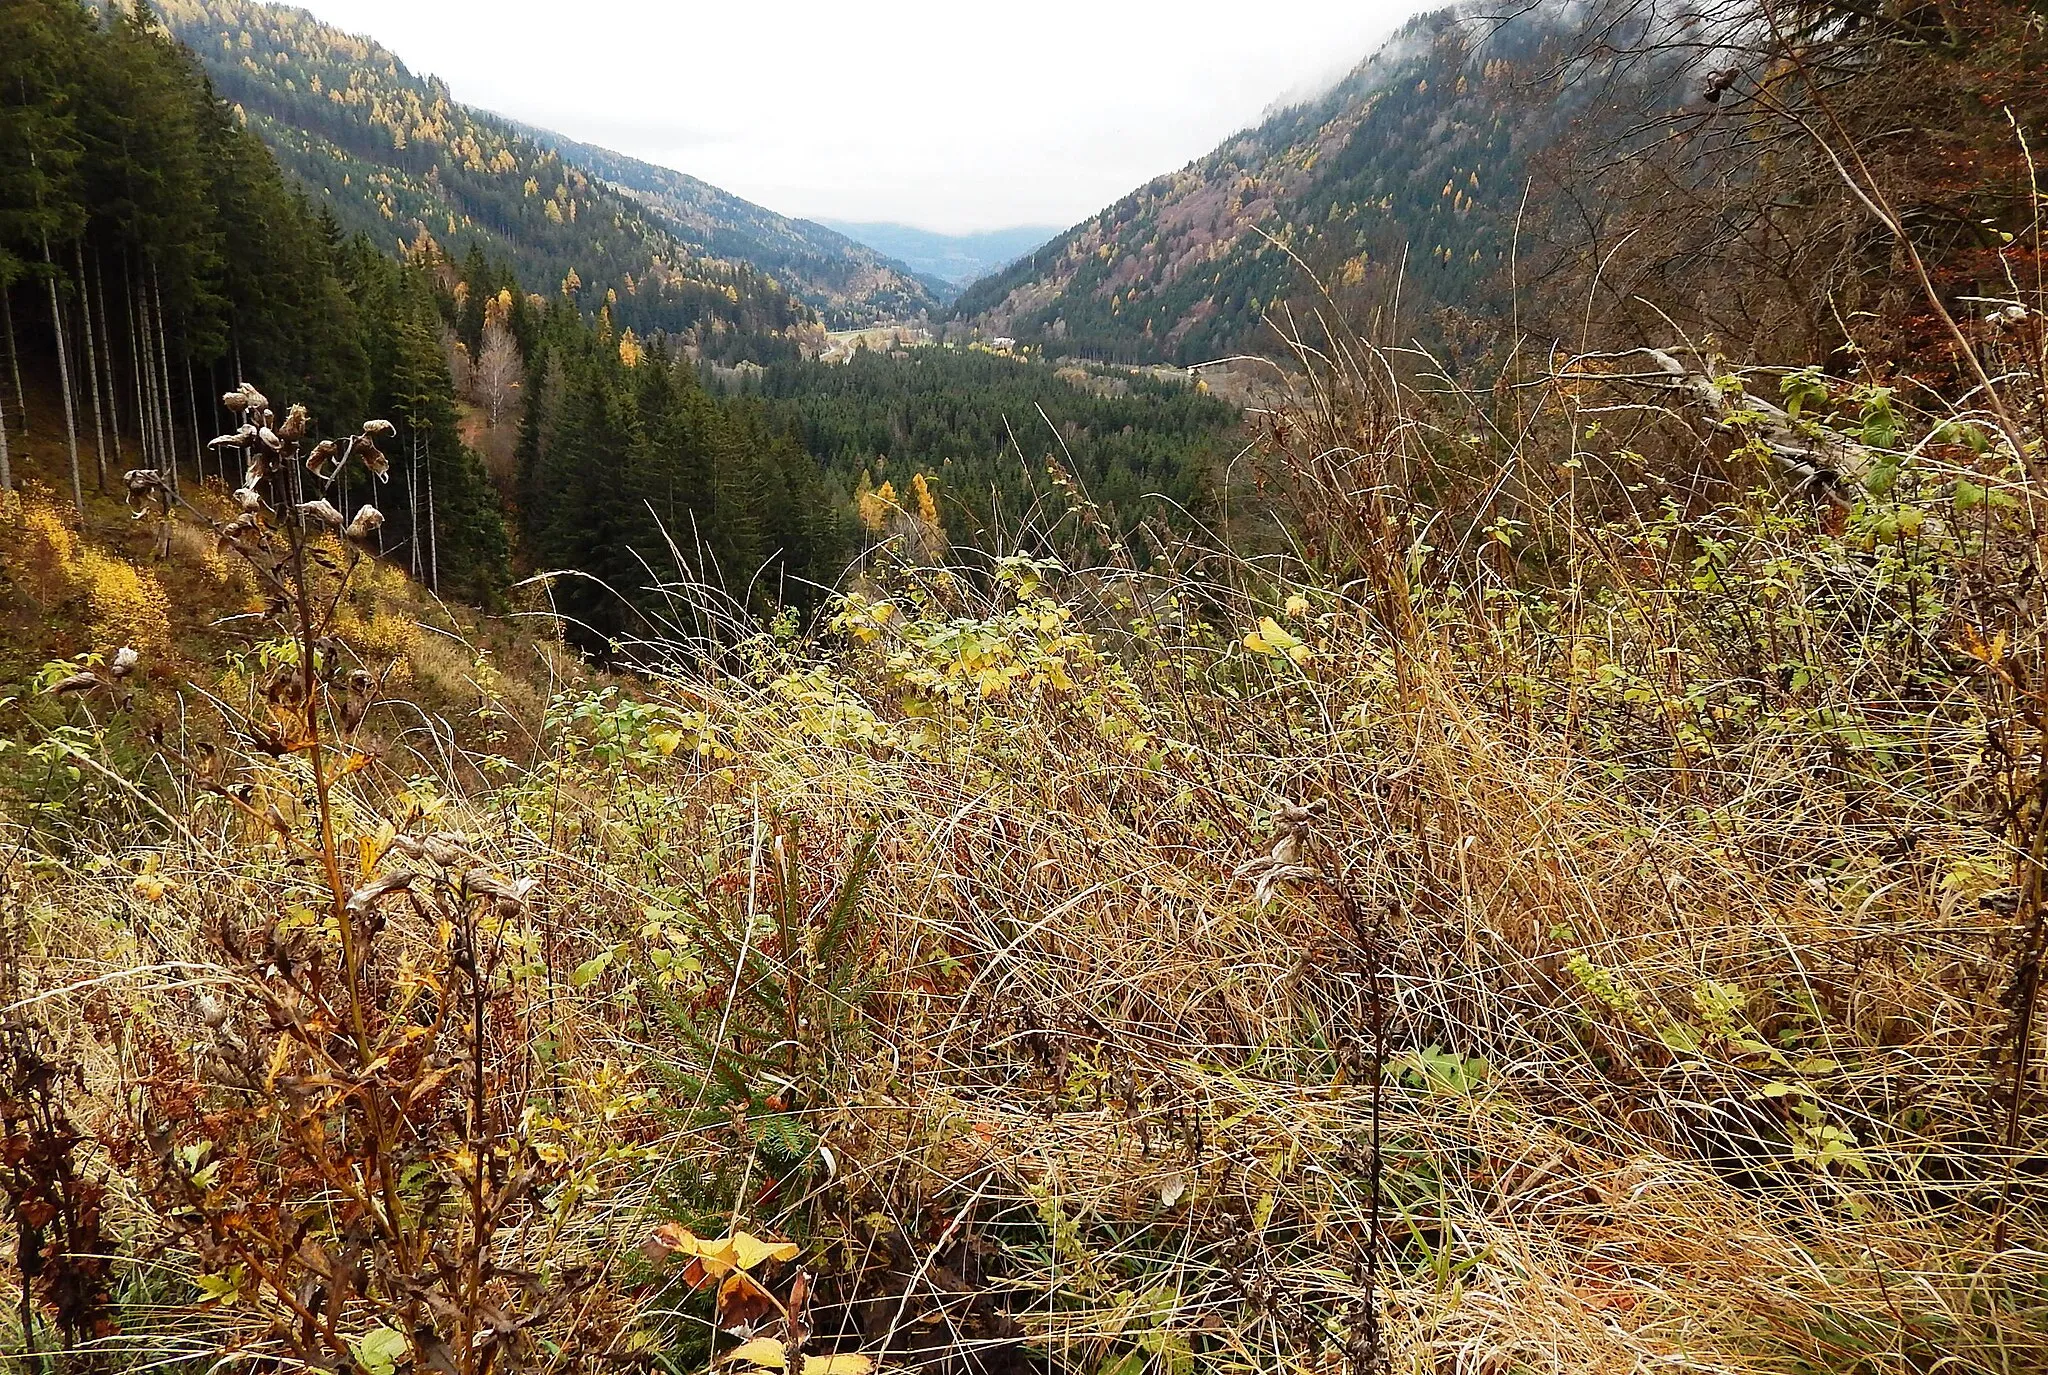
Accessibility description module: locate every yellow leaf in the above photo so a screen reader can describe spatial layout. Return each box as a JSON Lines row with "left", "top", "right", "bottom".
{"left": 1258, "top": 617, "right": 1300, "bottom": 648}
{"left": 645, "top": 1224, "right": 740, "bottom": 1277}
{"left": 731, "top": 1232, "right": 800, "bottom": 1270}
{"left": 1283, "top": 593, "right": 1311, "bottom": 617}
{"left": 1246, "top": 617, "right": 1309, "bottom": 663}
{"left": 805, "top": 1357, "right": 873, "bottom": 1375}
{"left": 727, "top": 1338, "right": 788, "bottom": 1369}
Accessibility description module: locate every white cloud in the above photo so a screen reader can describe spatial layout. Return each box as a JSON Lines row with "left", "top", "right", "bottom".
{"left": 283, "top": 0, "right": 1433, "bottom": 232}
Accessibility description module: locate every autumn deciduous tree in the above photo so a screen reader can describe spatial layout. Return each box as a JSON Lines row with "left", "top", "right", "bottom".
{"left": 476, "top": 315, "right": 521, "bottom": 428}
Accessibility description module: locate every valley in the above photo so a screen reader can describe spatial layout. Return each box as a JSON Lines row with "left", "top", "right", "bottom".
{"left": 2, "top": 2, "right": 2045, "bottom": 1373}
{"left": 816, "top": 222, "right": 1063, "bottom": 293}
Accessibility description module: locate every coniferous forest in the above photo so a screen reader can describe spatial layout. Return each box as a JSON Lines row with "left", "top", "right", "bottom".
{"left": 0, "top": 0, "right": 508, "bottom": 597}
{"left": 742, "top": 347, "right": 1238, "bottom": 553}
{"left": 509, "top": 319, "right": 1241, "bottom": 652}
{"left": 513, "top": 298, "right": 855, "bottom": 652}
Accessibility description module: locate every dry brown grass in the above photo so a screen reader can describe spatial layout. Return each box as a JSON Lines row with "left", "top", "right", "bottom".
{"left": 2, "top": 318, "right": 2045, "bottom": 1373}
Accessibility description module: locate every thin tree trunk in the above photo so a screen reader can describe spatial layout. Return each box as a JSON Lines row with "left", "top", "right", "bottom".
{"left": 0, "top": 365, "right": 11, "bottom": 491}
{"left": 408, "top": 432, "right": 422, "bottom": 579}
{"left": 144, "top": 271, "right": 162, "bottom": 480}
{"left": 2, "top": 285, "right": 22, "bottom": 436}
{"left": 92, "top": 247, "right": 119, "bottom": 463}
{"left": 126, "top": 258, "right": 153, "bottom": 470}
{"left": 75, "top": 242, "right": 108, "bottom": 492}
{"left": 43, "top": 237, "right": 84, "bottom": 516}
{"left": 185, "top": 356, "right": 203, "bottom": 490}
{"left": 210, "top": 357, "right": 224, "bottom": 488}
{"left": 426, "top": 433, "right": 439, "bottom": 593}
{"left": 143, "top": 284, "right": 162, "bottom": 474}
{"left": 142, "top": 267, "right": 162, "bottom": 476}
{"left": 153, "top": 264, "right": 178, "bottom": 497}
{"left": 231, "top": 337, "right": 243, "bottom": 486}
{"left": 200, "top": 356, "right": 214, "bottom": 487}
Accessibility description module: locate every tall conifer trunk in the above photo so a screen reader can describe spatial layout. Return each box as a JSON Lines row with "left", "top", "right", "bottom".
{"left": 75, "top": 243, "right": 108, "bottom": 492}
{"left": 92, "top": 249, "right": 120, "bottom": 466}
{"left": 141, "top": 284, "right": 162, "bottom": 473}
{"left": 126, "top": 258, "right": 153, "bottom": 470}
{"left": 186, "top": 358, "right": 203, "bottom": 491}
{"left": 43, "top": 236, "right": 84, "bottom": 516}
{"left": 408, "top": 433, "right": 422, "bottom": 579}
{"left": 208, "top": 357, "right": 223, "bottom": 488}
{"left": 426, "top": 433, "right": 439, "bottom": 592}
{"left": 153, "top": 265, "right": 178, "bottom": 496}
{"left": 0, "top": 356, "right": 11, "bottom": 491}
{"left": 137, "top": 260, "right": 161, "bottom": 477}
{"left": 1, "top": 287, "right": 22, "bottom": 437}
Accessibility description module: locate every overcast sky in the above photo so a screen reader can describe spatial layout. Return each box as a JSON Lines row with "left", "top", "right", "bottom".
{"left": 284, "top": 0, "right": 1432, "bottom": 234}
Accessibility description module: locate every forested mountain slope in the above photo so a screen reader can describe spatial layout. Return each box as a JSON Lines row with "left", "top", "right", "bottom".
{"left": 156, "top": 0, "right": 822, "bottom": 357}
{"left": 514, "top": 127, "right": 943, "bottom": 327}
{"left": 949, "top": 3, "right": 1595, "bottom": 364}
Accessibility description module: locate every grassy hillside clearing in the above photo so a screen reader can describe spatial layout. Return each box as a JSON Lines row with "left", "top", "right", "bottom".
{"left": 1, "top": 290, "right": 2044, "bottom": 1370}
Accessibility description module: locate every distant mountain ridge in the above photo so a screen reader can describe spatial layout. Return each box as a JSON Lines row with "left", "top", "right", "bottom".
{"left": 948, "top": 3, "right": 1601, "bottom": 365}
{"left": 817, "top": 222, "right": 1061, "bottom": 293}
{"left": 157, "top": 0, "right": 933, "bottom": 337}
{"left": 511, "top": 126, "right": 945, "bottom": 327}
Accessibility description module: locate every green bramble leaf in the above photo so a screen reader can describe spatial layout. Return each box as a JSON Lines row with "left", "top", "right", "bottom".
{"left": 1780, "top": 367, "right": 1828, "bottom": 420}
{"left": 570, "top": 947, "right": 617, "bottom": 988}
{"left": 351, "top": 1327, "right": 408, "bottom": 1375}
